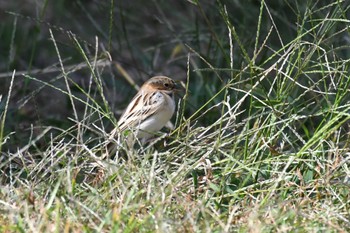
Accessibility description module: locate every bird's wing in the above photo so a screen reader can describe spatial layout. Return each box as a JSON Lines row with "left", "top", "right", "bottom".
{"left": 117, "top": 91, "right": 164, "bottom": 131}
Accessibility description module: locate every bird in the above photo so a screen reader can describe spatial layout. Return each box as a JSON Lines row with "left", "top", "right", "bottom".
{"left": 108, "top": 76, "right": 177, "bottom": 150}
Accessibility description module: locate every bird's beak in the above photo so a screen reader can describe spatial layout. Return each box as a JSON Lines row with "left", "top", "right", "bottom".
{"left": 173, "top": 80, "right": 187, "bottom": 95}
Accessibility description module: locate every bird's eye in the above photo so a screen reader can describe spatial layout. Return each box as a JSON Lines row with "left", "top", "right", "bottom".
{"left": 164, "top": 83, "right": 169, "bottom": 87}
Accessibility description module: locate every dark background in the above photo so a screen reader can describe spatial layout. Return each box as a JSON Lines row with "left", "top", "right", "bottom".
{"left": 0, "top": 0, "right": 348, "bottom": 149}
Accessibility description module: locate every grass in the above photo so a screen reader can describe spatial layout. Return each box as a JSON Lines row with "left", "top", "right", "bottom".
{"left": 1, "top": 0, "right": 350, "bottom": 232}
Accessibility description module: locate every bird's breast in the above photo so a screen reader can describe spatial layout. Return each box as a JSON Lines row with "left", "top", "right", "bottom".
{"left": 138, "top": 91, "right": 175, "bottom": 136}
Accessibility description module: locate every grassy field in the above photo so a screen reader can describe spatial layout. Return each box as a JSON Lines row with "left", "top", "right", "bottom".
{"left": 1, "top": 0, "right": 350, "bottom": 232}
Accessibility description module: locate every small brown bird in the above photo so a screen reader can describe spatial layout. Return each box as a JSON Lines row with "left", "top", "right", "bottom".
{"left": 109, "top": 76, "right": 177, "bottom": 146}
